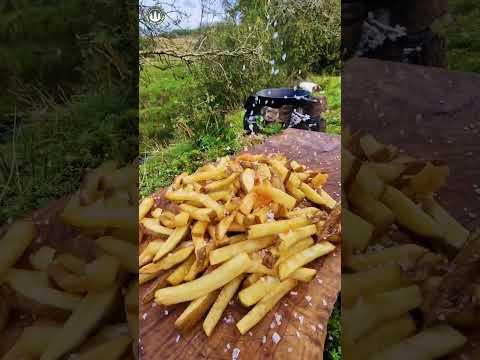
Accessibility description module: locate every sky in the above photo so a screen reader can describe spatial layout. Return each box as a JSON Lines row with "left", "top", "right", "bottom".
{"left": 143, "top": 0, "right": 224, "bottom": 30}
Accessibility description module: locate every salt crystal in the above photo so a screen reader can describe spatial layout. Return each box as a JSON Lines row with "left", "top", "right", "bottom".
{"left": 288, "top": 347, "right": 293, "bottom": 353}
{"left": 142, "top": 313, "right": 147, "bottom": 320}
{"left": 249, "top": 331, "right": 253, "bottom": 337}
{"left": 274, "top": 312, "right": 282, "bottom": 326}
{"left": 311, "top": 325, "right": 317, "bottom": 332}
{"left": 272, "top": 332, "right": 281, "bottom": 344}
{"left": 232, "top": 348, "right": 240, "bottom": 360}
{"left": 152, "top": 303, "right": 157, "bottom": 307}
{"left": 296, "top": 330, "right": 301, "bottom": 338}
{"left": 290, "top": 291, "right": 298, "bottom": 296}
{"left": 164, "top": 310, "right": 169, "bottom": 315}
{"left": 270, "top": 321, "right": 276, "bottom": 329}
{"left": 318, "top": 323, "right": 324, "bottom": 330}
{"left": 227, "top": 343, "right": 231, "bottom": 350}
{"left": 298, "top": 315, "right": 304, "bottom": 325}
{"left": 305, "top": 295, "right": 312, "bottom": 302}
{"left": 322, "top": 299, "right": 327, "bottom": 306}
{"left": 175, "top": 334, "right": 180, "bottom": 343}
{"left": 262, "top": 335, "right": 267, "bottom": 344}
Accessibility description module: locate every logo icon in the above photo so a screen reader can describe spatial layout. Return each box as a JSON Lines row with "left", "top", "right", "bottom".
{"left": 147, "top": 7, "right": 165, "bottom": 24}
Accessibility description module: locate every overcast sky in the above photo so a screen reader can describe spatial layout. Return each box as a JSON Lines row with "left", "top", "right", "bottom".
{"left": 143, "top": 0, "right": 224, "bottom": 29}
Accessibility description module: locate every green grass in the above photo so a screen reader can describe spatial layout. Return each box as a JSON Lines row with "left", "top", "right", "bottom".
{"left": 325, "top": 297, "right": 341, "bottom": 360}
{"left": 311, "top": 74, "right": 341, "bottom": 135}
{"left": 441, "top": 0, "right": 480, "bottom": 72}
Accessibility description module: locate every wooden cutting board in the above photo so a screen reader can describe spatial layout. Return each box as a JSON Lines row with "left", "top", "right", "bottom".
{"left": 343, "top": 58, "right": 480, "bottom": 359}
{"left": 139, "top": 129, "right": 341, "bottom": 360}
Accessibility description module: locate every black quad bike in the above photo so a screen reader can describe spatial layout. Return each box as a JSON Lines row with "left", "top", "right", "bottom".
{"left": 243, "top": 88, "right": 326, "bottom": 134}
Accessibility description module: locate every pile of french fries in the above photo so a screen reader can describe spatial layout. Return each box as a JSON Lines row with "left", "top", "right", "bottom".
{"left": 139, "top": 153, "right": 340, "bottom": 336}
{"left": 342, "top": 129, "right": 478, "bottom": 359}
{"left": 0, "top": 161, "right": 138, "bottom": 360}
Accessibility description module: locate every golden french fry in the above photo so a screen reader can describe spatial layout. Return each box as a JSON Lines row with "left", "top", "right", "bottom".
{"left": 269, "top": 159, "right": 289, "bottom": 182}
{"left": 276, "top": 237, "right": 315, "bottom": 265}
{"left": 5, "top": 269, "right": 82, "bottom": 311}
{"left": 140, "top": 218, "right": 174, "bottom": 237}
{"left": 139, "top": 197, "right": 154, "bottom": 221}
{"left": 48, "top": 262, "right": 87, "bottom": 293}
{"left": 179, "top": 204, "right": 214, "bottom": 222}
{"left": 278, "top": 225, "right": 317, "bottom": 251}
{"left": 288, "top": 267, "right": 317, "bottom": 282}
{"left": 96, "top": 236, "right": 138, "bottom": 273}
{"left": 29, "top": 246, "right": 56, "bottom": 272}
{"left": 286, "top": 182, "right": 306, "bottom": 201}
{"left": 40, "top": 286, "right": 118, "bottom": 360}
{"left": 248, "top": 217, "right": 308, "bottom": 239}
{"left": 0, "top": 220, "right": 36, "bottom": 278}
{"left": 74, "top": 334, "right": 131, "bottom": 360}
{"left": 300, "top": 183, "right": 336, "bottom": 209}
{"left": 183, "top": 167, "right": 227, "bottom": 184}
{"left": 367, "top": 162, "right": 406, "bottom": 183}
{"left": 236, "top": 279, "right": 297, "bottom": 334}
{"left": 240, "top": 168, "right": 255, "bottom": 193}
{"left": 3, "top": 325, "right": 61, "bottom": 360}
{"left": 216, "top": 212, "right": 236, "bottom": 242}
{"left": 371, "top": 325, "right": 466, "bottom": 360}
{"left": 55, "top": 253, "right": 86, "bottom": 275}
{"left": 139, "top": 240, "right": 164, "bottom": 267}
{"left": 286, "top": 207, "right": 320, "bottom": 219}
{"left": 354, "top": 163, "right": 385, "bottom": 199}
{"left": 228, "top": 222, "right": 247, "bottom": 233}
{"left": 209, "top": 237, "right": 275, "bottom": 265}
{"left": 84, "top": 255, "right": 120, "bottom": 291}
{"left": 343, "top": 208, "right": 373, "bottom": 252}
{"left": 205, "top": 173, "right": 238, "bottom": 192}
{"left": 203, "top": 275, "right": 244, "bottom": 336}
{"left": 167, "top": 254, "right": 195, "bottom": 285}
{"left": 254, "top": 185, "right": 297, "bottom": 209}
{"left": 278, "top": 242, "right": 335, "bottom": 280}
{"left": 152, "top": 226, "right": 189, "bottom": 262}
{"left": 343, "top": 285, "right": 422, "bottom": 342}
{"left": 151, "top": 208, "right": 163, "bottom": 218}
{"left": 174, "top": 212, "right": 191, "bottom": 227}
{"left": 239, "top": 192, "right": 257, "bottom": 215}
{"left": 165, "top": 191, "right": 224, "bottom": 219}
{"left": 141, "top": 269, "right": 174, "bottom": 302}
{"left": 155, "top": 253, "right": 251, "bottom": 305}
{"left": 141, "top": 245, "right": 194, "bottom": 275}
{"left": 311, "top": 172, "right": 328, "bottom": 188}
{"left": 238, "top": 276, "right": 280, "bottom": 307}
{"left": 381, "top": 185, "right": 443, "bottom": 238}
{"left": 174, "top": 291, "right": 219, "bottom": 333}
{"left": 410, "top": 162, "right": 449, "bottom": 195}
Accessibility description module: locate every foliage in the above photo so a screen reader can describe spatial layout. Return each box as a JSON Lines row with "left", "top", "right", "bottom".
{"left": 440, "top": 0, "right": 480, "bottom": 72}
{"left": 325, "top": 297, "right": 342, "bottom": 360}
{"left": 311, "top": 74, "right": 341, "bottom": 135}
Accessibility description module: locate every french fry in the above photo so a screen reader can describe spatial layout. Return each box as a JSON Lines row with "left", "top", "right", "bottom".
{"left": 29, "top": 246, "right": 56, "bottom": 272}
{"left": 205, "top": 173, "right": 238, "bottom": 192}
{"left": 246, "top": 261, "right": 275, "bottom": 275}
{"left": 179, "top": 204, "right": 214, "bottom": 222}
{"left": 254, "top": 185, "right": 297, "bottom": 209}
{"left": 238, "top": 276, "right": 280, "bottom": 306}
{"left": 139, "top": 197, "right": 154, "bottom": 220}
{"left": 140, "top": 218, "right": 174, "bottom": 237}
{"left": 354, "top": 163, "right": 385, "bottom": 199}
{"left": 236, "top": 279, "right": 297, "bottom": 334}
{"left": 286, "top": 207, "right": 320, "bottom": 219}
{"left": 410, "top": 162, "right": 449, "bottom": 195}
{"left": 203, "top": 275, "right": 244, "bottom": 336}
{"left": 152, "top": 226, "right": 189, "bottom": 262}
{"left": 300, "top": 183, "right": 336, "bottom": 209}
{"left": 167, "top": 254, "right": 195, "bottom": 285}
{"left": 239, "top": 192, "right": 257, "bottom": 215}
{"left": 0, "top": 220, "right": 36, "bottom": 278}
{"left": 346, "top": 315, "right": 416, "bottom": 360}
{"left": 367, "top": 162, "right": 406, "bottom": 183}
{"left": 342, "top": 147, "right": 355, "bottom": 183}
{"left": 240, "top": 168, "right": 255, "bottom": 193}
{"left": 84, "top": 255, "right": 120, "bottom": 291}
{"left": 55, "top": 253, "right": 86, "bottom": 275}
{"left": 381, "top": 185, "right": 443, "bottom": 238}
{"left": 96, "top": 236, "right": 138, "bottom": 273}
{"left": 155, "top": 253, "right": 251, "bottom": 305}
{"left": 278, "top": 242, "right": 336, "bottom": 280}
{"left": 343, "top": 208, "right": 373, "bottom": 252}
{"left": 74, "top": 334, "right": 131, "bottom": 360}
{"left": 40, "top": 286, "right": 118, "bottom": 360}
{"left": 48, "top": 263, "right": 87, "bottom": 293}
{"left": 346, "top": 244, "right": 428, "bottom": 272}
{"left": 141, "top": 245, "right": 194, "bottom": 275}
{"left": 208, "top": 189, "right": 231, "bottom": 202}
{"left": 165, "top": 191, "right": 224, "bottom": 219}
{"left": 151, "top": 208, "right": 163, "bottom": 218}
{"left": 248, "top": 217, "right": 308, "bottom": 239}
{"left": 174, "top": 291, "right": 219, "bottom": 333}
{"left": 139, "top": 240, "right": 164, "bottom": 267}
{"left": 269, "top": 159, "right": 289, "bottom": 182}
{"left": 3, "top": 325, "right": 61, "bottom": 360}
{"left": 5, "top": 269, "right": 82, "bottom": 311}
{"left": 342, "top": 264, "right": 410, "bottom": 308}
{"left": 276, "top": 237, "right": 315, "bottom": 264}
{"left": 183, "top": 167, "right": 227, "bottom": 184}
{"left": 174, "top": 212, "right": 191, "bottom": 227}
{"left": 228, "top": 222, "right": 247, "bottom": 233}
{"left": 370, "top": 325, "right": 466, "bottom": 360}
{"left": 216, "top": 212, "right": 236, "bottom": 242}
{"left": 209, "top": 237, "right": 275, "bottom": 265}
{"left": 311, "top": 172, "right": 328, "bottom": 188}
{"left": 278, "top": 225, "right": 317, "bottom": 251}
{"left": 343, "top": 285, "right": 422, "bottom": 342}
{"left": 142, "top": 270, "right": 174, "bottom": 303}
{"left": 288, "top": 267, "right": 317, "bottom": 282}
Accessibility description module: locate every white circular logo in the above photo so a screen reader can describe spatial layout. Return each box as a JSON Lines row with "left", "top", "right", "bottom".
{"left": 147, "top": 7, "right": 165, "bottom": 24}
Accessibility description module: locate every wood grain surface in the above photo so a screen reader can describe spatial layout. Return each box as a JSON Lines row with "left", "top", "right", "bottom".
{"left": 139, "top": 129, "right": 341, "bottom": 360}
{"left": 343, "top": 58, "right": 480, "bottom": 359}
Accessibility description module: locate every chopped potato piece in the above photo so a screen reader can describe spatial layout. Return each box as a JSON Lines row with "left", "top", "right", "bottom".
{"left": 29, "top": 246, "right": 56, "bottom": 272}
{"left": 238, "top": 276, "right": 280, "bottom": 306}
{"left": 248, "top": 217, "right": 308, "bottom": 239}
{"left": 139, "top": 197, "right": 154, "bottom": 220}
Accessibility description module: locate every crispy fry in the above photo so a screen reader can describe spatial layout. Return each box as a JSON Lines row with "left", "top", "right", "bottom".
{"left": 203, "top": 275, "right": 244, "bottom": 336}
{"left": 204, "top": 173, "right": 238, "bottom": 192}
{"left": 155, "top": 253, "right": 251, "bottom": 305}
{"left": 216, "top": 212, "right": 236, "bottom": 242}
{"left": 142, "top": 270, "right": 174, "bottom": 303}
{"left": 278, "top": 242, "right": 335, "bottom": 280}
{"left": 29, "top": 246, "right": 56, "bottom": 272}
{"left": 55, "top": 253, "right": 86, "bottom": 275}
{"left": 174, "top": 291, "right": 219, "bottom": 333}
{"left": 141, "top": 245, "right": 194, "bottom": 275}
{"left": 343, "top": 208, "right": 373, "bottom": 252}
{"left": 183, "top": 167, "right": 227, "bottom": 184}
{"left": 151, "top": 208, "right": 163, "bottom": 218}
{"left": 167, "top": 254, "right": 196, "bottom": 286}
{"left": 254, "top": 185, "right": 297, "bottom": 209}
{"left": 300, "top": 183, "right": 336, "bottom": 209}
{"left": 239, "top": 192, "right": 257, "bottom": 215}
{"left": 286, "top": 207, "right": 320, "bottom": 219}
{"left": 84, "top": 255, "right": 120, "bottom": 291}
{"left": 139, "top": 197, "right": 154, "bottom": 221}
{"left": 40, "top": 286, "right": 118, "bottom": 360}
{"left": 240, "top": 168, "right": 255, "bottom": 193}
{"left": 288, "top": 267, "right": 317, "bottom": 282}
{"left": 238, "top": 276, "right": 280, "bottom": 306}
{"left": 179, "top": 204, "right": 214, "bottom": 222}
{"left": 209, "top": 237, "right": 275, "bottom": 265}
{"left": 165, "top": 191, "right": 224, "bottom": 219}
{"left": 276, "top": 237, "right": 315, "bottom": 264}
{"left": 248, "top": 217, "right": 308, "bottom": 239}
{"left": 152, "top": 226, "right": 189, "bottom": 262}
{"left": 74, "top": 334, "right": 131, "bottom": 360}
{"left": 139, "top": 240, "right": 164, "bottom": 267}
{"left": 96, "top": 236, "right": 138, "bottom": 273}
{"left": 236, "top": 279, "right": 297, "bottom": 334}
{"left": 0, "top": 220, "right": 36, "bottom": 278}
{"left": 140, "top": 218, "right": 174, "bottom": 237}
{"left": 174, "top": 212, "right": 191, "bottom": 227}
{"left": 3, "top": 325, "right": 61, "bottom": 360}
{"left": 278, "top": 225, "right": 317, "bottom": 251}
{"left": 311, "top": 172, "right": 328, "bottom": 188}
